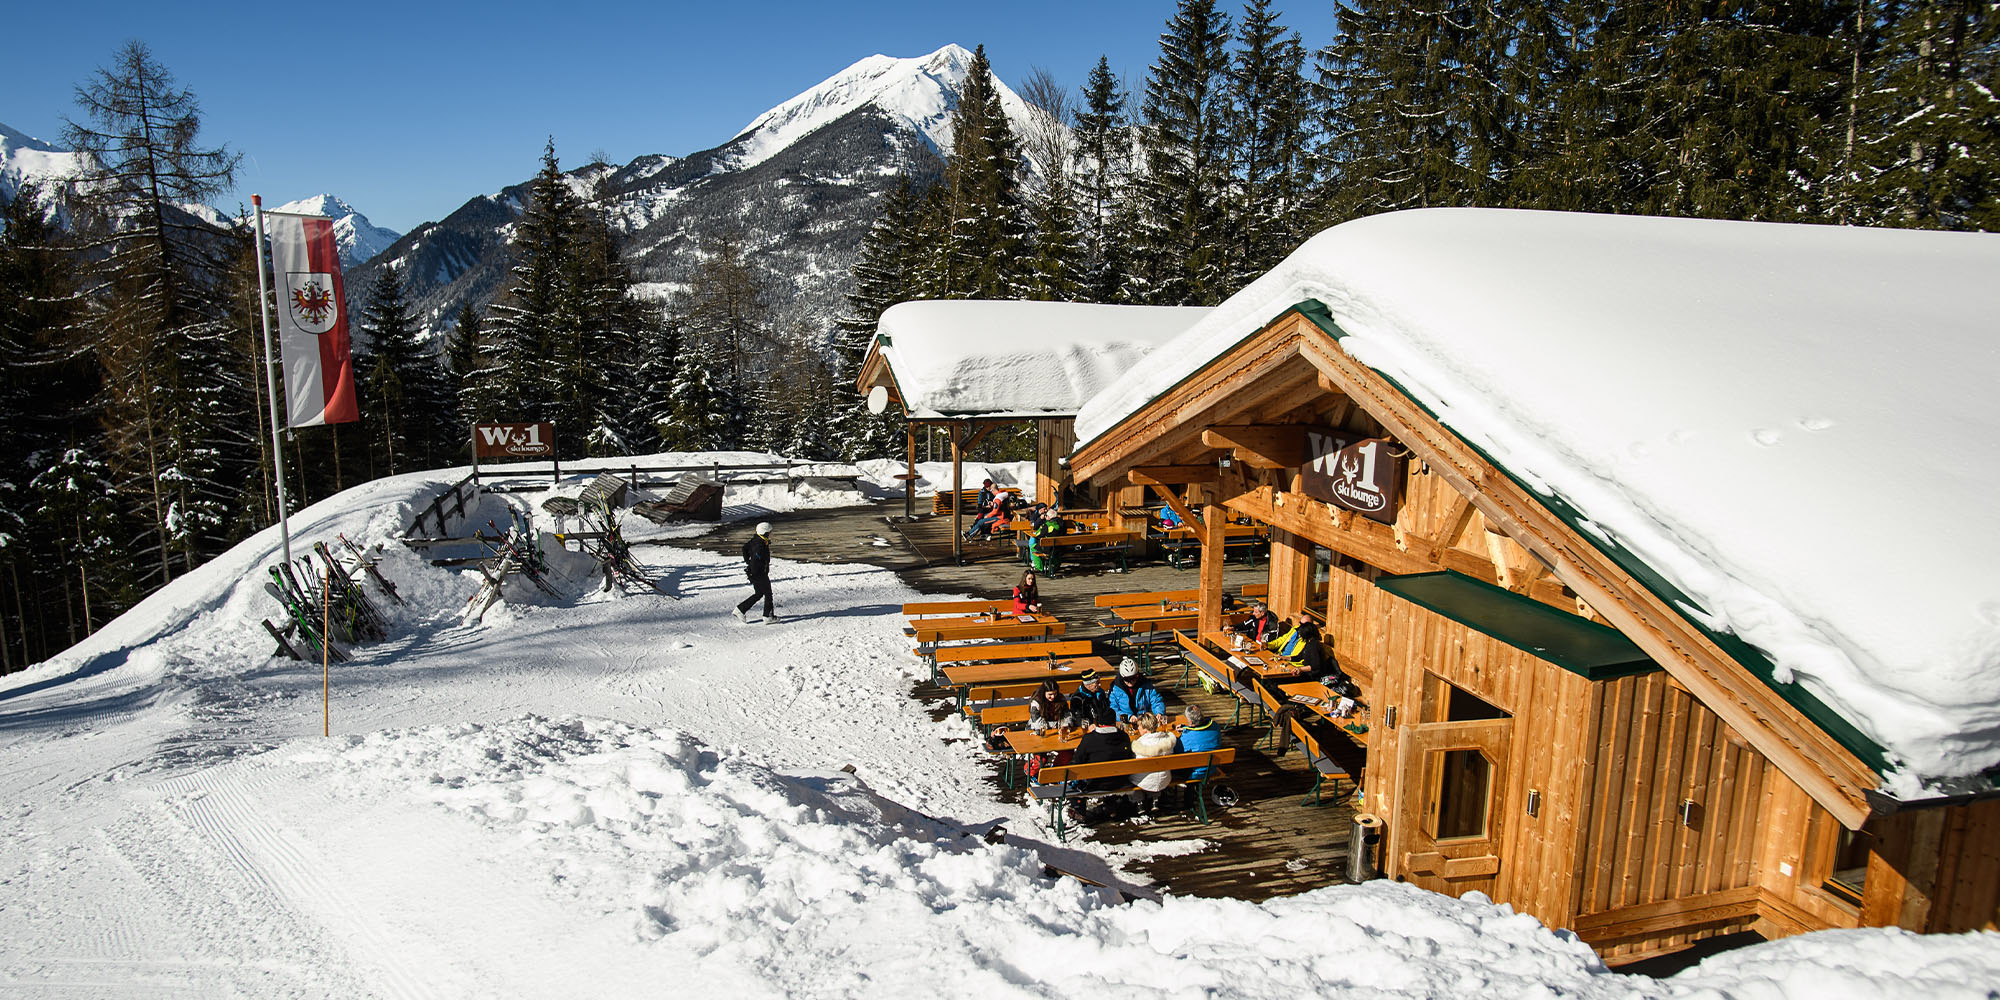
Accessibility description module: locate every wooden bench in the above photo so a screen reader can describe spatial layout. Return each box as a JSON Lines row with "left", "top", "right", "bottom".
{"left": 1031, "top": 748, "right": 1237, "bottom": 840}
{"left": 903, "top": 599, "right": 1013, "bottom": 617}
{"left": 1286, "top": 717, "right": 1363, "bottom": 806}
{"left": 632, "top": 479, "right": 723, "bottom": 523}
{"left": 1019, "top": 530, "right": 1139, "bottom": 573}
{"left": 1175, "top": 630, "right": 1261, "bottom": 724}
{"left": 1094, "top": 589, "right": 1200, "bottom": 609}
{"left": 915, "top": 634, "right": 1083, "bottom": 684}
{"left": 932, "top": 486, "right": 1022, "bottom": 515}
{"left": 941, "top": 656, "right": 1110, "bottom": 706}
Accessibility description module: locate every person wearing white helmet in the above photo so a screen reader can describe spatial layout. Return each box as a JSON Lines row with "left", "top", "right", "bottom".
{"left": 734, "top": 521, "right": 776, "bottom": 622}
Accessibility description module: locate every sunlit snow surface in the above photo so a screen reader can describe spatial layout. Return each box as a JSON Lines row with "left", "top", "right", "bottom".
{"left": 1, "top": 453, "right": 1994, "bottom": 996}
{"left": 1076, "top": 208, "right": 2000, "bottom": 794}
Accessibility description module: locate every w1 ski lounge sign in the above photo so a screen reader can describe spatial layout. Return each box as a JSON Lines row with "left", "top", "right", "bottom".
{"left": 473, "top": 423, "right": 556, "bottom": 459}
{"left": 1300, "top": 428, "right": 1404, "bottom": 524}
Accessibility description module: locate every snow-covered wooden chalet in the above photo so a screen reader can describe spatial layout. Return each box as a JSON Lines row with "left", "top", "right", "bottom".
{"left": 1068, "top": 208, "right": 2000, "bottom": 962}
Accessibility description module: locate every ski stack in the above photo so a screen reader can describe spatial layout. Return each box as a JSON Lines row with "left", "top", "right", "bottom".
{"left": 262, "top": 540, "right": 394, "bottom": 661}
{"left": 579, "top": 497, "right": 673, "bottom": 597}
{"left": 464, "top": 511, "right": 559, "bottom": 622}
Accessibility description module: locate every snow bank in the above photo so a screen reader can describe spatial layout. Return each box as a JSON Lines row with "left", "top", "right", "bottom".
{"left": 309, "top": 715, "right": 1642, "bottom": 998}
{"left": 1076, "top": 209, "right": 2000, "bottom": 793}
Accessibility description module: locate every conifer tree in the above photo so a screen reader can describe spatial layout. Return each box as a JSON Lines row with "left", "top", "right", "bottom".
{"left": 1848, "top": 0, "right": 2000, "bottom": 230}
{"left": 1074, "top": 57, "right": 1133, "bottom": 302}
{"left": 63, "top": 41, "right": 252, "bottom": 586}
{"left": 829, "top": 174, "right": 920, "bottom": 460}
{"left": 1228, "top": 0, "right": 1314, "bottom": 280}
{"left": 939, "top": 45, "right": 1031, "bottom": 298}
{"left": 444, "top": 301, "right": 482, "bottom": 446}
{"left": 357, "top": 264, "right": 452, "bottom": 473}
{"left": 1131, "top": 0, "right": 1236, "bottom": 305}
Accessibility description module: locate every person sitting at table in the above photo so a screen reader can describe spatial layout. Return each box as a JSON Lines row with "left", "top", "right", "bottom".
{"left": 1110, "top": 658, "right": 1166, "bottom": 721}
{"left": 1026, "top": 677, "right": 1076, "bottom": 733}
{"left": 1129, "top": 714, "right": 1178, "bottom": 813}
{"left": 1067, "top": 670, "right": 1111, "bottom": 730}
{"left": 1068, "top": 703, "right": 1138, "bottom": 821}
{"left": 963, "top": 483, "right": 1012, "bottom": 540}
{"left": 1229, "top": 601, "right": 1281, "bottom": 646}
{"left": 1011, "top": 570, "right": 1043, "bottom": 614}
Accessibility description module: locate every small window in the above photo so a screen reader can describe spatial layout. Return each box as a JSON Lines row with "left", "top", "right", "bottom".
{"left": 1431, "top": 748, "right": 1494, "bottom": 841}
{"left": 1823, "top": 827, "right": 1874, "bottom": 904}
{"left": 1446, "top": 685, "right": 1508, "bottom": 722}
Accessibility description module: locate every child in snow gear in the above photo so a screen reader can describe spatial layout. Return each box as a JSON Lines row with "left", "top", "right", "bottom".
{"left": 735, "top": 522, "right": 775, "bottom": 621}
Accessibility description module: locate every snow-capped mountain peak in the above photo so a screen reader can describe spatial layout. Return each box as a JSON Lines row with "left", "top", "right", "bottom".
{"left": 0, "top": 121, "right": 85, "bottom": 206}
{"left": 725, "top": 44, "right": 1039, "bottom": 172}
{"left": 267, "top": 193, "right": 402, "bottom": 270}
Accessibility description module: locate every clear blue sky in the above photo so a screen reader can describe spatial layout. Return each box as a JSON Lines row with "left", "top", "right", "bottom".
{"left": 6, "top": 1, "right": 1337, "bottom": 234}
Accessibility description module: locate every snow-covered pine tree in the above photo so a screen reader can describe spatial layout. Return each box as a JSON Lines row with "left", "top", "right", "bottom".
{"left": 1846, "top": 0, "right": 2000, "bottom": 230}
{"left": 63, "top": 41, "right": 254, "bottom": 587}
{"left": 939, "top": 45, "right": 1031, "bottom": 299}
{"left": 1131, "top": 0, "right": 1236, "bottom": 305}
{"left": 357, "top": 264, "right": 453, "bottom": 473}
{"left": 444, "top": 301, "right": 482, "bottom": 449}
{"left": 1228, "top": 0, "right": 1314, "bottom": 282}
{"left": 829, "top": 174, "right": 920, "bottom": 460}
{"left": 1073, "top": 57, "right": 1134, "bottom": 303}
{"left": 481, "top": 140, "right": 583, "bottom": 431}
{"left": 631, "top": 312, "right": 685, "bottom": 450}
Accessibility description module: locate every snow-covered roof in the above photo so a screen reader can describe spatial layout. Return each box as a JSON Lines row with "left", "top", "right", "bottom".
{"left": 875, "top": 300, "right": 1212, "bottom": 420}
{"left": 1075, "top": 208, "right": 2000, "bottom": 795}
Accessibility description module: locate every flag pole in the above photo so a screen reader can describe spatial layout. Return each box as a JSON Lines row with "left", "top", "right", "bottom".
{"left": 251, "top": 195, "right": 294, "bottom": 567}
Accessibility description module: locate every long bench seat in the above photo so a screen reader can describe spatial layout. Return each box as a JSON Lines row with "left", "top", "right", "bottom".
{"left": 1030, "top": 748, "right": 1237, "bottom": 840}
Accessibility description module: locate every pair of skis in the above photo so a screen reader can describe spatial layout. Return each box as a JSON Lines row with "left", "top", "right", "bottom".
{"left": 580, "top": 497, "right": 675, "bottom": 597}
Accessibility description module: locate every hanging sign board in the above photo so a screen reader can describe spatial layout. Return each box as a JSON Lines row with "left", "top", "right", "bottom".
{"left": 472, "top": 422, "right": 556, "bottom": 459}
{"left": 1300, "top": 428, "right": 1404, "bottom": 524}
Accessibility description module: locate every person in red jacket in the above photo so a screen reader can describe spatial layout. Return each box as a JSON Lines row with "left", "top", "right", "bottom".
{"left": 1012, "top": 570, "right": 1043, "bottom": 614}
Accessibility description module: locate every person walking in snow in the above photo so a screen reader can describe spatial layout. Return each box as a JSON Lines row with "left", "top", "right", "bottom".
{"left": 735, "top": 521, "right": 776, "bottom": 622}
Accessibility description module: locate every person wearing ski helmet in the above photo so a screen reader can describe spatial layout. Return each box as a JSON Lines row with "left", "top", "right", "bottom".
{"left": 735, "top": 521, "right": 776, "bottom": 622}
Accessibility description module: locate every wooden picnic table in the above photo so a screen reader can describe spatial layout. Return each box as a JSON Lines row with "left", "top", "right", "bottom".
{"left": 904, "top": 612, "right": 1053, "bottom": 633}
{"left": 942, "top": 655, "right": 1112, "bottom": 694}
{"left": 997, "top": 715, "right": 1192, "bottom": 786}
{"left": 1109, "top": 603, "right": 1200, "bottom": 623}
{"left": 911, "top": 615, "right": 1066, "bottom": 644}
{"left": 1200, "top": 630, "right": 1311, "bottom": 680}
{"left": 1277, "top": 681, "right": 1373, "bottom": 746}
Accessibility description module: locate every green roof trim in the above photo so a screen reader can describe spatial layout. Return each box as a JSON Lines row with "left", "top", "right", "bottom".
{"left": 1376, "top": 571, "right": 1661, "bottom": 680}
{"left": 1284, "top": 301, "right": 1891, "bottom": 774}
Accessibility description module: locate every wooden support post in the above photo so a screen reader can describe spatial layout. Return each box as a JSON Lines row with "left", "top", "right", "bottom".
{"left": 904, "top": 422, "right": 916, "bottom": 520}
{"left": 951, "top": 423, "right": 965, "bottom": 562}
{"left": 1199, "top": 503, "right": 1227, "bottom": 633}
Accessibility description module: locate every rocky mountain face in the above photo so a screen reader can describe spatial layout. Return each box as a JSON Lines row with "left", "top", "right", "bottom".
{"left": 345, "top": 44, "right": 1040, "bottom": 346}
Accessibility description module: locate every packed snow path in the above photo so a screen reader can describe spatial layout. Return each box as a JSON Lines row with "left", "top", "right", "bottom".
{"left": 2, "top": 464, "right": 1995, "bottom": 997}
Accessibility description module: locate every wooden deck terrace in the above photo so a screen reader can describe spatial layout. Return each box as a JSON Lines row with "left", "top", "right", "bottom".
{"left": 659, "top": 500, "right": 1363, "bottom": 901}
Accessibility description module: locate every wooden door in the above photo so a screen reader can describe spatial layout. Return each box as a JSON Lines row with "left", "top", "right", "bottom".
{"left": 1393, "top": 718, "right": 1513, "bottom": 897}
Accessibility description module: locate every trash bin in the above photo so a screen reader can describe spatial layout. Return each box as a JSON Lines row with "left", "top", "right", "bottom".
{"left": 1348, "top": 813, "right": 1384, "bottom": 882}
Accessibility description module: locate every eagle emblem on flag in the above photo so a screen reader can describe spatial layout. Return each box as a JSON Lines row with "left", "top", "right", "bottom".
{"left": 286, "top": 272, "right": 339, "bottom": 334}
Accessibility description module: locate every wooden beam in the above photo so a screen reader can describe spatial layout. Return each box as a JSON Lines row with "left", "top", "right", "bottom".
{"left": 1127, "top": 465, "right": 1220, "bottom": 486}
{"left": 1148, "top": 483, "right": 1204, "bottom": 533}
{"left": 1570, "top": 886, "right": 1761, "bottom": 942}
{"left": 1201, "top": 424, "right": 1307, "bottom": 469}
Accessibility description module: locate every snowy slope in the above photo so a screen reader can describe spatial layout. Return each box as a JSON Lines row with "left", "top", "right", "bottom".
{"left": 0, "top": 120, "right": 83, "bottom": 207}
{"left": 727, "top": 44, "right": 1044, "bottom": 173}
{"left": 4, "top": 452, "right": 1995, "bottom": 996}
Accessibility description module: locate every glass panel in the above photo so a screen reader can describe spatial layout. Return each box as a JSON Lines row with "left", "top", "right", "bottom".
{"left": 1824, "top": 827, "right": 1873, "bottom": 903}
{"left": 1434, "top": 748, "right": 1492, "bottom": 840}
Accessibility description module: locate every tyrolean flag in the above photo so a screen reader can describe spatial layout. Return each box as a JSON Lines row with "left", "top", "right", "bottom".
{"left": 266, "top": 213, "right": 358, "bottom": 427}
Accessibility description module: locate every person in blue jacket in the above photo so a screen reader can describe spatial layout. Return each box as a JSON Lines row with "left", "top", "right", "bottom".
{"left": 1109, "top": 658, "right": 1165, "bottom": 721}
{"left": 1174, "top": 703, "right": 1223, "bottom": 779}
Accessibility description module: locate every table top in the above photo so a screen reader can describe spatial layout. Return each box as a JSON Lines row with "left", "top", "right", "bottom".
{"left": 1276, "top": 681, "right": 1372, "bottom": 746}
{"left": 908, "top": 613, "right": 1054, "bottom": 632}
{"left": 1110, "top": 604, "right": 1200, "bottom": 623}
{"left": 1021, "top": 529, "right": 1142, "bottom": 547}
{"left": 1001, "top": 715, "right": 1191, "bottom": 755}
{"left": 943, "top": 655, "right": 1113, "bottom": 688}
{"left": 1198, "top": 631, "right": 1309, "bottom": 679}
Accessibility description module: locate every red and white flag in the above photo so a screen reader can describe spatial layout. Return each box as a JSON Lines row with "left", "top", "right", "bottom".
{"left": 266, "top": 213, "right": 358, "bottom": 427}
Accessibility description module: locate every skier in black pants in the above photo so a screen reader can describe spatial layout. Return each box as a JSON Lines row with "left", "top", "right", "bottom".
{"left": 734, "top": 521, "right": 775, "bottom": 622}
